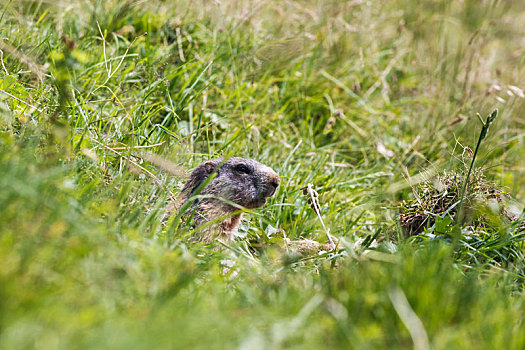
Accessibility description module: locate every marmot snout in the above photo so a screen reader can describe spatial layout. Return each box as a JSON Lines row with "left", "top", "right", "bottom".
{"left": 178, "top": 157, "right": 280, "bottom": 241}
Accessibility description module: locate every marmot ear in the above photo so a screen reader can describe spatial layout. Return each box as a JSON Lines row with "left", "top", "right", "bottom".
{"left": 186, "top": 158, "right": 222, "bottom": 195}
{"left": 203, "top": 160, "right": 218, "bottom": 174}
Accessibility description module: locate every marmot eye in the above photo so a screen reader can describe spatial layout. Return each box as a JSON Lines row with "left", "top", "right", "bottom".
{"left": 236, "top": 165, "right": 250, "bottom": 174}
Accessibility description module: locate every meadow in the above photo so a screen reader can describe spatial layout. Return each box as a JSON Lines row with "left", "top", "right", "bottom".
{"left": 1, "top": 0, "right": 525, "bottom": 348}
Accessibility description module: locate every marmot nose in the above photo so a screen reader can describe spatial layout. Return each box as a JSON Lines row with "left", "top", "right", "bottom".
{"left": 265, "top": 173, "right": 280, "bottom": 197}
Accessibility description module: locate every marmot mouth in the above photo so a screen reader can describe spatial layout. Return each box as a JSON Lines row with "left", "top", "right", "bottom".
{"left": 260, "top": 185, "right": 277, "bottom": 199}
{"left": 247, "top": 198, "right": 267, "bottom": 209}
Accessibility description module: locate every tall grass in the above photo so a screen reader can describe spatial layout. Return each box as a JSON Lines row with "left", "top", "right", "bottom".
{"left": 1, "top": 0, "right": 525, "bottom": 348}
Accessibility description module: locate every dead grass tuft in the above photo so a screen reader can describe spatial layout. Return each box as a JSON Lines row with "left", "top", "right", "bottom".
{"left": 399, "top": 170, "right": 515, "bottom": 235}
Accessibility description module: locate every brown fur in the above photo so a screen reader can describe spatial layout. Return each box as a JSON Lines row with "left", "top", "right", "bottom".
{"left": 175, "top": 157, "right": 280, "bottom": 242}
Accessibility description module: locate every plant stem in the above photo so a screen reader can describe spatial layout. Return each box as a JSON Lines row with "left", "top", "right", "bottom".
{"left": 456, "top": 129, "right": 483, "bottom": 224}
{"left": 456, "top": 109, "right": 498, "bottom": 224}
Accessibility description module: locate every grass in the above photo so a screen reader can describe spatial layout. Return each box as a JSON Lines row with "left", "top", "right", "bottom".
{"left": 1, "top": 0, "right": 525, "bottom": 348}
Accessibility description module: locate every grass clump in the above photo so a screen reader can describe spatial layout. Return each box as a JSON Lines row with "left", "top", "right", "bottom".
{"left": 399, "top": 169, "right": 521, "bottom": 236}
{"left": 399, "top": 168, "right": 525, "bottom": 279}
{"left": 399, "top": 107, "right": 524, "bottom": 278}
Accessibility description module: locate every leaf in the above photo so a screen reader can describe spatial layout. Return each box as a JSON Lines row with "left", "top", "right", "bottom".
{"left": 435, "top": 216, "right": 453, "bottom": 235}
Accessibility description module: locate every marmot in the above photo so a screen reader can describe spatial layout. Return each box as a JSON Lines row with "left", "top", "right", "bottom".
{"left": 177, "top": 157, "right": 280, "bottom": 242}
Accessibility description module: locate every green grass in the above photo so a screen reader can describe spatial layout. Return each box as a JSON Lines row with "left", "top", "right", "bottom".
{"left": 1, "top": 0, "right": 525, "bottom": 348}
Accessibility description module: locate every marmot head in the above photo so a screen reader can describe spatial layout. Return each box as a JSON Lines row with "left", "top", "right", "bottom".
{"left": 177, "top": 157, "right": 280, "bottom": 241}
{"left": 181, "top": 157, "right": 280, "bottom": 210}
